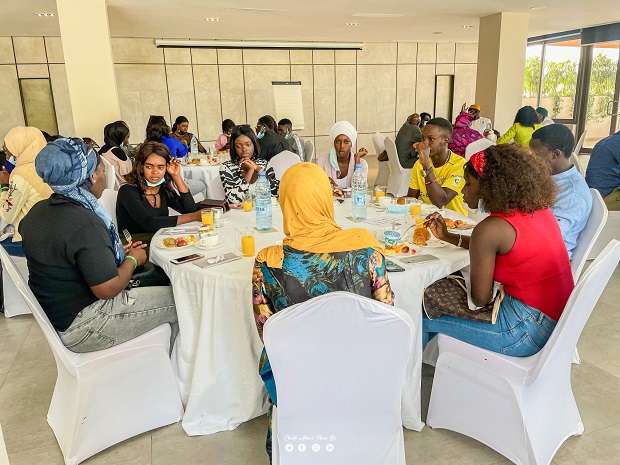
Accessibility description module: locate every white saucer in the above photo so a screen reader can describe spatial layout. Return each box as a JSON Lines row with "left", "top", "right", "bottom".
{"left": 195, "top": 240, "right": 225, "bottom": 250}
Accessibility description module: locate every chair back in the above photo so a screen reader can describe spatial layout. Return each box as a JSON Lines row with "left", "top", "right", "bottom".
{"left": 573, "top": 131, "right": 586, "bottom": 157}
{"left": 534, "top": 240, "right": 620, "bottom": 379}
{"left": 264, "top": 292, "right": 413, "bottom": 464}
{"left": 372, "top": 132, "right": 386, "bottom": 156}
{"left": 267, "top": 150, "right": 302, "bottom": 181}
{"left": 100, "top": 156, "right": 117, "bottom": 190}
{"left": 571, "top": 188, "right": 608, "bottom": 281}
{"left": 303, "top": 140, "right": 314, "bottom": 162}
{"left": 99, "top": 188, "right": 118, "bottom": 226}
{"left": 571, "top": 131, "right": 587, "bottom": 176}
{"left": 385, "top": 137, "right": 410, "bottom": 197}
{"left": 207, "top": 175, "right": 226, "bottom": 199}
{"left": 464, "top": 138, "right": 495, "bottom": 161}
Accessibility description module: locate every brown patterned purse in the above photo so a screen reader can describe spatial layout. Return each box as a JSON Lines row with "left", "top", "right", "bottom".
{"left": 423, "top": 274, "right": 504, "bottom": 324}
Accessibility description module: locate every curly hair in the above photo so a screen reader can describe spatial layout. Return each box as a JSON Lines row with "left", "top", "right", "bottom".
{"left": 478, "top": 144, "right": 557, "bottom": 215}
{"left": 514, "top": 106, "right": 539, "bottom": 129}
{"left": 126, "top": 141, "right": 177, "bottom": 199}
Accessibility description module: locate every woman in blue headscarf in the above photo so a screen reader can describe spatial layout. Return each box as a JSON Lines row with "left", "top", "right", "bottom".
{"left": 19, "top": 138, "right": 178, "bottom": 353}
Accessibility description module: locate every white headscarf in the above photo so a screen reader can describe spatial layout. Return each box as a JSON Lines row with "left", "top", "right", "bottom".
{"left": 328, "top": 121, "right": 358, "bottom": 173}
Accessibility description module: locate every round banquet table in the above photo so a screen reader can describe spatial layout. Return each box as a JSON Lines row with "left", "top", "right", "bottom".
{"left": 150, "top": 200, "right": 472, "bottom": 436}
{"left": 180, "top": 160, "right": 221, "bottom": 197}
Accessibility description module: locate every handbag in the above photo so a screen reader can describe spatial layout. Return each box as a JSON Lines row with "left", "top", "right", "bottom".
{"left": 127, "top": 262, "right": 170, "bottom": 289}
{"left": 198, "top": 198, "right": 230, "bottom": 212}
{"left": 423, "top": 274, "right": 504, "bottom": 324}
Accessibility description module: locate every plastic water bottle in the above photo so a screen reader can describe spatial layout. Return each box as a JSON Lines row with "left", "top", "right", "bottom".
{"left": 255, "top": 171, "right": 273, "bottom": 231}
{"left": 190, "top": 135, "right": 199, "bottom": 155}
{"left": 351, "top": 163, "right": 367, "bottom": 220}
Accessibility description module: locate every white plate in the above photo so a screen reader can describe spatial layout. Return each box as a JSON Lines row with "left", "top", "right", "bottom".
{"left": 418, "top": 238, "right": 448, "bottom": 248}
{"left": 155, "top": 239, "right": 196, "bottom": 250}
{"left": 195, "top": 240, "right": 225, "bottom": 250}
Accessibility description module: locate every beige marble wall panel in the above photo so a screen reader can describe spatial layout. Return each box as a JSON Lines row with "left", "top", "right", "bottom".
{"left": 335, "top": 50, "right": 356, "bottom": 64}
{"left": 437, "top": 43, "right": 456, "bottom": 63}
{"left": 417, "top": 43, "right": 436, "bottom": 64}
{"left": 164, "top": 48, "right": 191, "bottom": 64}
{"left": 218, "top": 65, "right": 246, "bottom": 125}
{"left": 290, "top": 50, "right": 312, "bottom": 64}
{"left": 111, "top": 38, "right": 163, "bottom": 64}
{"left": 166, "top": 65, "right": 197, "bottom": 134}
{"left": 193, "top": 65, "right": 222, "bottom": 142}
{"left": 453, "top": 63, "right": 478, "bottom": 118}
{"left": 0, "top": 65, "right": 25, "bottom": 139}
{"left": 115, "top": 64, "right": 169, "bottom": 138}
{"left": 243, "top": 49, "right": 289, "bottom": 65}
{"left": 335, "top": 65, "right": 356, "bottom": 126}
{"left": 313, "top": 65, "right": 335, "bottom": 136}
{"left": 357, "top": 43, "right": 397, "bottom": 65}
{"left": 397, "top": 43, "right": 417, "bottom": 64}
{"left": 314, "top": 135, "right": 332, "bottom": 158}
{"left": 290, "top": 65, "right": 314, "bottom": 137}
{"left": 44, "top": 37, "right": 64, "bottom": 63}
{"left": 244, "top": 64, "right": 290, "bottom": 127}
{"left": 456, "top": 43, "right": 478, "bottom": 63}
{"left": 396, "top": 64, "right": 417, "bottom": 128}
{"left": 217, "top": 49, "right": 242, "bottom": 64}
{"left": 356, "top": 65, "right": 396, "bottom": 134}
{"left": 13, "top": 37, "right": 46, "bottom": 64}
{"left": 191, "top": 48, "right": 217, "bottom": 64}
{"left": 416, "top": 64, "right": 436, "bottom": 115}
{"left": 357, "top": 133, "right": 374, "bottom": 154}
{"left": 436, "top": 64, "right": 455, "bottom": 75}
{"left": 313, "top": 50, "right": 334, "bottom": 64}
{"left": 17, "top": 64, "right": 49, "bottom": 79}
{"left": 48, "top": 64, "right": 75, "bottom": 137}
{"left": 0, "top": 37, "right": 14, "bottom": 64}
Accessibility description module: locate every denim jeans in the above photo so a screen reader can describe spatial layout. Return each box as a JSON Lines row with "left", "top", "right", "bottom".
{"left": 59, "top": 286, "right": 178, "bottom": 353}
{"left": 423, "top": 293, "right": 557, "bottom": 357}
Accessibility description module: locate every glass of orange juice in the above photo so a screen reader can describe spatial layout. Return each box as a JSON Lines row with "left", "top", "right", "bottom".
{"left": 409, "top": 201, "right": 421, "bottom": 217}
{"left": 236, "top": 227, "right": 255, "bottom": 256}
{"left": 242, "top": 193, "right": 253, "bottom": 212}
{"left": 201, "top": 208, "right": 214, "bottom": 228}
{"left": 374, "top": 186, "right": 386, "bottom": 203}
{"left": 415, "top": 214, "right": 425, "bottom": 226}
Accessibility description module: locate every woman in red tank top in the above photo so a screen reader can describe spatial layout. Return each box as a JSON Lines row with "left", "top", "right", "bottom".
{"left": 423, "top": 144, "right": 574, "bottom": 356}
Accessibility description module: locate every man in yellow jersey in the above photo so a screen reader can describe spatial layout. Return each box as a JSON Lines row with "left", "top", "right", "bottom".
{"left": 407, "top": 117, "right": 468, "bottom": 216}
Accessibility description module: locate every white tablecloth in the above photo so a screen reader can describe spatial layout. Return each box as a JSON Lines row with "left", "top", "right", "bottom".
{"left": 181, "top": 162, "right": 221, "bottom": 197}
{"left": 150, "top": 201, "right": 471, "bottom": 436}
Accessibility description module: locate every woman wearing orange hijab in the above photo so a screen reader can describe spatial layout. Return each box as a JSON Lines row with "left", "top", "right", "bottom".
{"left": 252, "top": 162, "right": 394, "bottom": 462}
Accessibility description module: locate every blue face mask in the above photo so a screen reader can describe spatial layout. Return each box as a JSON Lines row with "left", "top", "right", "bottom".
{"left": 257, "top": 132, "right": 265, "bottom": 140}
{"left": 478, "top": 198, "right": 487, "bottom": 213}
{"left": 284, "top": 132, "right": 291, "bottom": 140}
{"left": 146, "top": 177, "right": 165, "bottom": 187}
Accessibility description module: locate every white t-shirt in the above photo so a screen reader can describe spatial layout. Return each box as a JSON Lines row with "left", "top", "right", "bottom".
{"left": 471, "top": 117, "right": 492, "bottom": 135}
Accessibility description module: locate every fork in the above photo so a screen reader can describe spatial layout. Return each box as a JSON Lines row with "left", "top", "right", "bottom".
{"left": 122, "top": 229, "right": 132, "bottom": 244}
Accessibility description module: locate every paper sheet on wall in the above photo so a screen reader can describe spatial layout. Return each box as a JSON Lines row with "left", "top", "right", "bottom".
{"left": 272, "top": 81, "right": 304, "bottom": 130}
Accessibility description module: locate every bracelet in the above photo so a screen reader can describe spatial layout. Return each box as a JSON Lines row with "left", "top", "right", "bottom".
{"left": 425, "top": 179, "right": 438, "bottom": 185}
{"left": 0, "top": 187, "right": 8, "bottom": 191}
{"left": 457, "top": 234, "right": 463, "bottom": 248}
{"left": 125, "top": 255, "right": 138, "bottom": 269}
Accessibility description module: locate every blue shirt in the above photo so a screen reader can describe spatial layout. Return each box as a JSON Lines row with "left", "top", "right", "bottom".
{"left": 162, "top": 135, "right": 188, "bottom": 158}
{"left": 586, "top": 130, "right": 620, "bottom": 198}
{"left": 553, "top": 166, "right": 592, "bottom": 259}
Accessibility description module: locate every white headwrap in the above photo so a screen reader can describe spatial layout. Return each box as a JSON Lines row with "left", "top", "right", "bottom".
{"left": 328, "top": 121, "right": 358, "bottom": 173}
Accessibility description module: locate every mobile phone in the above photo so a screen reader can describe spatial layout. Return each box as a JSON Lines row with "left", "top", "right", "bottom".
{"left": 400, "top": 254, "right": 440, "bottom": 265}
{"left": 385, "top": 259, "right": 405, "bottom": 272}
{"left": 171, "top": 253, "right": 204, "bottom": 265}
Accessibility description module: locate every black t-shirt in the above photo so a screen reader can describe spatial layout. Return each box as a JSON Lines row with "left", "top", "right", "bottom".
{"left": 19, "top": 195, "right": 119, "bottom": 331}
{"left": 258, "top": 129, "right": 288, "bottom": 161}
{"left": 116, "top": 184, "right": 197, "bottom": 234}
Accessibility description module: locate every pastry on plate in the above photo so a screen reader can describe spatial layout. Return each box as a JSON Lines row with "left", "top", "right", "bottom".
{"left": 413, "top": 226, "right": 431, "bottom": 246}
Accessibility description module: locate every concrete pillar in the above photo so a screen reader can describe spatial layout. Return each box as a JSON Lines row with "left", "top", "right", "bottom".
{"left": 475, "top": 12, "right": 530, "bottom": 133}
{"left": 56, "top": 0, "right": 120, "bottom": 142}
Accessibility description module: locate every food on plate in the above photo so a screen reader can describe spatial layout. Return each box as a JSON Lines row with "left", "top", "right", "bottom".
{"left": 396, "top": 197, "right": 406, "bottom": 205}
{"left": 413, "top": 226, "right": 431, "bottom": 246}
{"left": 444, "top": 218, "right": 456, "bottom": 229}
{"left": 190, "top": 158, "right": 200, "bottom": 165}
{"left": 333, "top": 188, "right": 344, "bottom": 198}
{"left": 384, "top": 241, "right": 416, "bottom": 255}
{"left": 162, "top": 235, "right": 197, "bottom": 248}
{"left": 454, "top": 220, "right": 466, "bottom": 228}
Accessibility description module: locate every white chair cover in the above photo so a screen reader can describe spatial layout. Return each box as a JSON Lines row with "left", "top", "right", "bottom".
{"left": 464, "top": 138, "right": 495, "bottom": 161}
{"left": 570, "top": 131, "right": 587, "bottom": 177}
{"left": 265, "top": 292, "right": 414, "bottom": 465}
{"left": 0, "top": 247, "right": 184, "bottom": 465}
{"left": 588, "top": 210, "right": 620, "bottom": 260}
{"left": 571, "top": 188, "right": 608, "bottom": 281}
{"left": 384, "top": 137, "right": 411, "bottom": 198}
{"left": 303, "top": 140, "right": 314, "bottom": 163}
{"left": 99, "top": 188, "right": 118, "bottom": 226}
{"left": 267, "top": 150, "right": 302, "bottom": 181}
{"left": 100, "top": 156, "right": 117, "bottom": 190}
{"left": 1, "top": 246, "right": 29, "bottom": 318}
{"left": 372, "top": 131, "right": 386, "bottom": 155}
{"left": 427, "top": 240, "right": 620, "bottom": 465}
{"left": 372, "top": 132, "right": 390, "bottom": 186}
{"left": 207, "top": 175, "right": 226, "bottom": 200}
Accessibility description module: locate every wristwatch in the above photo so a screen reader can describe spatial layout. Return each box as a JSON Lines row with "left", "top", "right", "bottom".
{"left": 423, "top": 166, "right": 434, "bottom": 177}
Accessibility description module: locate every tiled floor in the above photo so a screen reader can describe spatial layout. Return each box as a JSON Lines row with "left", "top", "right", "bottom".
{"left": 1, "top": 262, "right": 618, "bottom": 464}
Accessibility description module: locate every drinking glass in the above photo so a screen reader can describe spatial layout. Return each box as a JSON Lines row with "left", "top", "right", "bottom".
{"left": 236, "top": 227, "right": 255, "bottom": 256}
{"left": 242, "top": 192, "right": 253, "bottom": 212}
{"left": 201, "top": 208, "right": 214, "bottom": 228}
{"left": 374, "top": 186, "right": 386, "bottom": 203}
{"left": 415, "top": 214, "right": 426, "bottom": 226}
{"left": 409, "top": 199, "right": 422, "bottom": 217}
{"left": 212, "top": 207, "right": 224, "bottom": 228}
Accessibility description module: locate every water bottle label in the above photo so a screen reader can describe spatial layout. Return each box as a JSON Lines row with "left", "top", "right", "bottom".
{"left": 353, "top": 194, "right": 366, "bottom": 205}
{"left": 256, "top": 205, "right": 268, "bottom": 214}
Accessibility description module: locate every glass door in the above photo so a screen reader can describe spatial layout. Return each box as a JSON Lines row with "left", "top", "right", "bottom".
{"left": 583, "top": 41, "right": 620, "bottom": 150}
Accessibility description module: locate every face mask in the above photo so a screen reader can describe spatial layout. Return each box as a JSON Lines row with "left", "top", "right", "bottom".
{"left": 257, "top": 132, "right": 265, "bottom": 140}
{"left": 178, "top": 130, "right": 187, "bottom": 136}
{"left": 284, "top": 132, "right": 291, "bottom": 140}
{"left": 478, "top": 198, "right": 487, "bottom": 213}
{"left": 7, "top": 156, "right": 16, "bottom": 166}
{"left": 146, "top": 177, "right": 165, "bottom": 187}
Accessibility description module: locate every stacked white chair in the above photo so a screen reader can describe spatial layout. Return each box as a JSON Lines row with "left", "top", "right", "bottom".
{"left": 100, "top": 156, "right": 118, "bottom": 190}
{"left": 207, "top": 175, "right": 226, "bottom": 199}
{"left": 0, "top": 247, "right": 184, "bottom": 465}
{"left": 426, "top": 240, "right": 620, "bottom": 465}
{"left": 267, "top": 150, "right": 302, "bottom": 181}
{"left": 372, "top": 132, "right": 390, "bottom": 187}
{"left": 384, "top": 137, "right": 411, "bottom": 198}
{"left": 303, "top": 140, "right": 314, "bottom": 163}
{"left": 98, "top": 189, "right": 118, "bottom": 226}
{"left": 265, "top": 292, "right": 414, "bottom": 465}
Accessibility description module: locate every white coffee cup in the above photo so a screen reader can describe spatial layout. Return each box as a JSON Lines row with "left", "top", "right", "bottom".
{"left": 200, "top": 232, "right": 219, "bottom": 247}
{"left": 378, "top": 196, "right": 393, "bottom": 208}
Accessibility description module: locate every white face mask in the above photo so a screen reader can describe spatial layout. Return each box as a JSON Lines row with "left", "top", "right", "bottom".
{"left": 478, "top": 198, "right": 487, "bottom": 213}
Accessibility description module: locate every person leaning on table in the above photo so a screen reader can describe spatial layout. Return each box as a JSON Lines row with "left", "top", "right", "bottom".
{"left": 251, "top": 162, "right": 395, "bottom": 463}
{"left": 422, "top": 145, "right": 574, "bottom": 356}
{"left": 407, "top": 117, "right": 468, "bottom": 216}
{"left": 19, "top": 138, "right": 178, "bottom": 353}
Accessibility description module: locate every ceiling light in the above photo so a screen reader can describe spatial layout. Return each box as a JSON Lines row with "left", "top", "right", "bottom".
{"left": 530, "top": 5, "right": 547, "bottom": 9}
{"left": 433, "top": 32, "right": 443, "bottom": 35}
{"left": 345, "top": 23, "right": 359, "bottom": 26}
{"left": 155, "top": 39, "right": 364, "bottom": 50}
{"left": 36, "top": 13, "right": 55, "bottom": 17}
{"left": 463, "top": 25, "right": 474, "bottom": 28}
{"left": 224, "top": 7, "right": 284, "bottom": 14}
{"left": 351, "top": 13, "right": 403, "bottom": 18}
{"left": 205, "top": 18, "right": 221, "bottom": 22}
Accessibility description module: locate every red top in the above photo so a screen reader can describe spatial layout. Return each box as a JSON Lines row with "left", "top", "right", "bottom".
{"left": 491, "top": 209, "right": 574, "bottom": 321}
